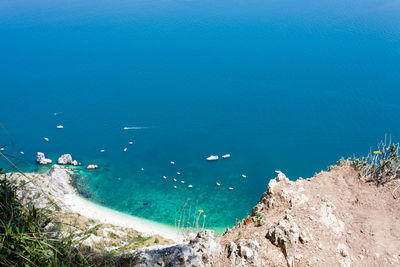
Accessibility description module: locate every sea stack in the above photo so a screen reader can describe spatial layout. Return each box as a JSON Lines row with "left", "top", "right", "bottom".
{"left": 36, "top": 152, "right": 52, "bottom": 165}
{"left": 57, "top": 154, "right": 80, "bottom": 166}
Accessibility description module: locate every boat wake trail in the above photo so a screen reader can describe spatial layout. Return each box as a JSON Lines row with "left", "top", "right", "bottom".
{"left": 123, "top": 126, "right": 150, "bottom": 130}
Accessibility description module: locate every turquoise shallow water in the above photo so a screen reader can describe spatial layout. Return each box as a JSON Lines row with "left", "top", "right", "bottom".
{"left": 1, "top": 0, "right": 400, "bottom": 232}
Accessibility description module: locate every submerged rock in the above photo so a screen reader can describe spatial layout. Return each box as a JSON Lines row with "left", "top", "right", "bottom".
{"left": 37, "top": 152, "right": 52, "bottom": 165}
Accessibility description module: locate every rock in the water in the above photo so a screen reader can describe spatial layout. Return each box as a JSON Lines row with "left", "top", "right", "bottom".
{"left": 57, "top": 154, "right": 79, "bottom": 165}
{"left": 86, "top": 164, "right": 99, "bottom": 170}
{"left": 37, "top": 152, "right": 52, "bottom": 165}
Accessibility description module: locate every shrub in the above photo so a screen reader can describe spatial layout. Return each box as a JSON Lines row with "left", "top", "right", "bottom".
{"left": 352, "top": 138, "right": 400, "bottom": 185}
{"left": 251, "top": 212, "right": 266, "bottom": 226}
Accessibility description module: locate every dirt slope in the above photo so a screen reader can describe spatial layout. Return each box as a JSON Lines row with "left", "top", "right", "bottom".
{"left": 217, "top": 164, "right": 400, "bottom": 266}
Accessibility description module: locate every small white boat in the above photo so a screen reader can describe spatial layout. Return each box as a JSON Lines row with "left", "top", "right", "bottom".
{"left": 124, "top": 148, "right": 128, "bottom": 152}
{"left": 242, "top": 174, "right": 247, "bottom": 178}
{"left": 222, "top": 154, "right": 231, "bottom": 159}
{"left": 177, "top": 172, "right": 181, "bottom": 175}
{"left": 206, "top": 155, "right": 219, "bottom": 161}
{"left": 181, "top": 180, "right": 185, "bottom": 184}
{"left": 188, "top": 185, "right": 193, "bottom": 188}
{"left": 100, "top": 149, "right": 105, "bottom": 153}
{"left": 228, "top": 187, "right": 234, "bottom": 191}
{"left": 57, "top": 125, "right": 64, "bottom": 129}
{"left": 20, "top": 151, "right": 24, "bottom": 155}
{"left": 141, "top": 168, "right": 144, "bottom": 171}
{"left": 129, "top": 141, "right": 133, "bottom": 145}
{"left": 174, "top": 185, "right": 177, "bottom": 189}
{"left": 123, "top": 127, "right": 129, "bottom": 130}
{"left": 163, "top": 176, "right": 167, "bottom": 179}
{"left": 216, "top": 182, "right": 220, "bottom": 187}
{"left": 170, "top": 161, "right": 175, "bottom": 165}
{"left": 173, "top": 178, "right": 177, "bottom": 182}
{"left": 44, "top": 137, "right": 49, "bottom": 142}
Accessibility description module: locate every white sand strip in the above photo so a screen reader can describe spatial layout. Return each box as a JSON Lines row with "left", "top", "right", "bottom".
{"left": 62, "top": 193, "right": 183, "bottom": 243}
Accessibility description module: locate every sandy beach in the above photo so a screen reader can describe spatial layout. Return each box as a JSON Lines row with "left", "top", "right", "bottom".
{"left": 11, "top": 164, "right": 183, "bottom": 244}
{"left": 62, "top": 193, "right": 183, "bottom": 243}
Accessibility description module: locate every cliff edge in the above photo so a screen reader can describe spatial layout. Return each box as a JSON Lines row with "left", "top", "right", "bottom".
{"left": 141, "top": 163, "right": 400, "bottom": 266}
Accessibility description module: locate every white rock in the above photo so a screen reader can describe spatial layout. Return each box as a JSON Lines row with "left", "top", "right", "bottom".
{"left": 86, "top": 164, "right": 99, "bottom": 170}
{"left": 37, "top": 152, "right": 52, "bottom": 165}
{"left": 275, "top": 170, "right": 287, "bottom": 181}
{"left": 57, "top": 154, "right": 73, "bottom": 165}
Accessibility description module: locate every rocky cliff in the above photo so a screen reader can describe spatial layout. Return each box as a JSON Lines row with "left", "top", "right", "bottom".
{"left": 140, "top": 163, "right": 400, "bottom": 266}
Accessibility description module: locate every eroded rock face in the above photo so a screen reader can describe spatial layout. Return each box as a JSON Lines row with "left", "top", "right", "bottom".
{"left": 266, "top": 214, "right": 300, "bottom": 267}
{"left": 37, "top": 152, "right": 52, "bottom": 165}
{"left": 138, "top": 230, "right": 221, "bottom": 267}
{"left": 226, "top": 239, "right": 262, "bottom": 267}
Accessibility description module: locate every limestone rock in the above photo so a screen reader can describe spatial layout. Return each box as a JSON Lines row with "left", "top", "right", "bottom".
{"left": 58, "top": 154, "right": 80, "bottom": 165}
{"left": 266, "top": 214, "right": 300, "bottom": 267}
{"left": 86, "top": 164, "right": 99, "bottom": 170}
{"left": 37, "top": 152, "right": 52, "bottom": 165}
{"left": 225, "top": 239, "right": 262, "bottom": 267}
{"left": 138, "top": 230, "right": 221, "bottom": 267}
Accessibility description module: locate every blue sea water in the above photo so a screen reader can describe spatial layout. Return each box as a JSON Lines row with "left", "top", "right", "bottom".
{"left": 1, "top": 0, "right": 400, "bottom": 232}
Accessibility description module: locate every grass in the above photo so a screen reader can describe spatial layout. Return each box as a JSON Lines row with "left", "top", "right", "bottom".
{"left": 0, "top": 150, "right": 172, "bottom": 266}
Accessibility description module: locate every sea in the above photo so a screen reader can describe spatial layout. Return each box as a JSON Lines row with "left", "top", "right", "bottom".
{"left": 1, "top": 0, "right": 400, "bottom": 233}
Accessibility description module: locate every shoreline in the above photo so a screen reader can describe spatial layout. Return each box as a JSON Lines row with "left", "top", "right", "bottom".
{"left": 12, "top": 164, "right": 183, "bottom": 244}
{"left": 62, "top": 193, "right": 183, "bottom": 243}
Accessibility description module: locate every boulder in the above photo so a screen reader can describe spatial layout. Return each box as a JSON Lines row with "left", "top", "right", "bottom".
{"left": 266, "top": 214, "right": 300, "bottom": 267}
{"left": 225, "top": 239, "right": 262, "bottom": 267}
{"left": 86, "top": 164, "right": 99, "bottom": 170}
{"left": 36, "top": 152, "right": 52, "bottom": 165}
{"left": 138, "top": 230, "right": 221, "bottom": 267}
